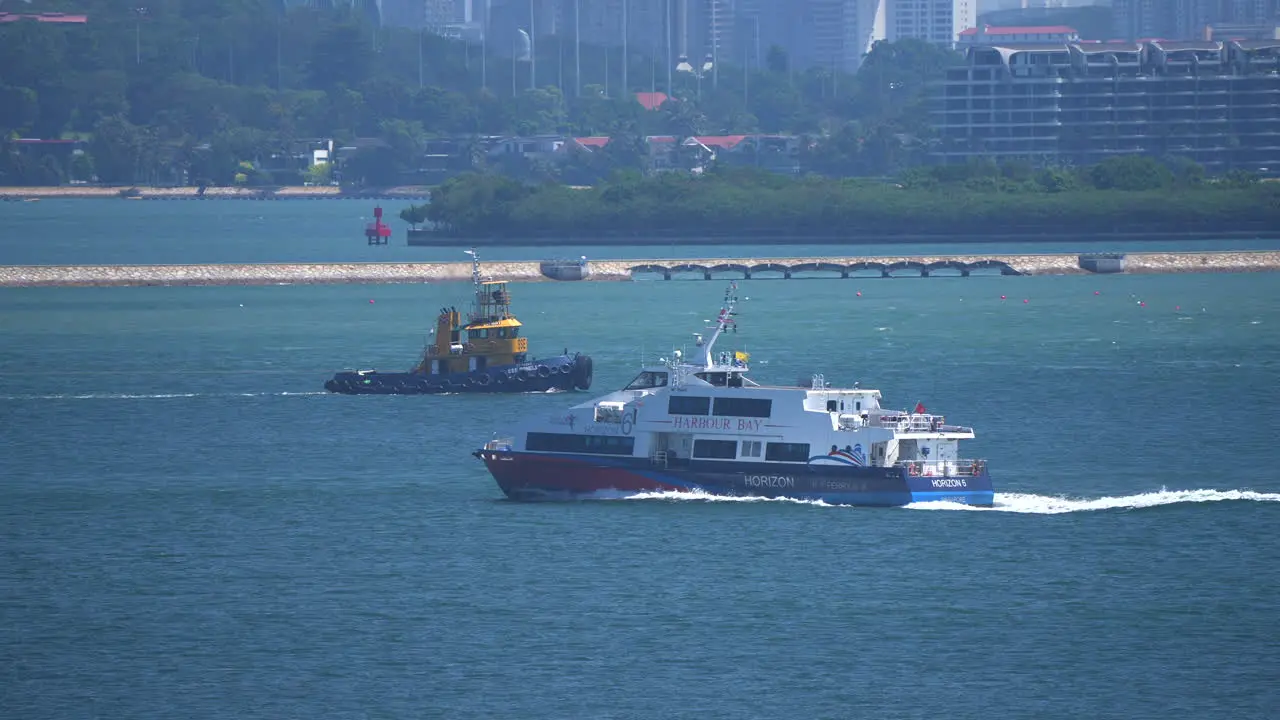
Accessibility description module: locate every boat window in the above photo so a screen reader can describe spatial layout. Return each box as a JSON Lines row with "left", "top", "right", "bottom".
{"left": 511, "top": 327, "right": 519, "bottom": 337}
{"left": 695, "top": 372, "right": 727, "bottom": 386}
{"left": 693, "top": 439, "right": 738, "bottom": 460}
{"left": 624, "top": 371, "right": 669, "bottom": 390}
{"left": 740, "top": 440, "right": 762, "bottom": 458}
{"left": 497, "top": 328, "right": 508, "bottom": 338}
{"left": 526, "top": 432, "right": 635, "bottom": 456}
{"left": 468, "top": 328, "right": 489, "bottom": 340}
{"left": 668, "top": 395, "right": 711, "bottom": 416}
{"left": 713, "top": 397, "right": 772, "bottom": 418}
{"left": 827, "top": 400, "right": 838, "bottom": 412}
{"left": 728, "top": 373, "right": 743, "bottom": 388}
{"left": 765, "top": 442, "right": 810, "bottom": 463}
{"left": 594, "top": 403, "right": 626, "bottom": 423}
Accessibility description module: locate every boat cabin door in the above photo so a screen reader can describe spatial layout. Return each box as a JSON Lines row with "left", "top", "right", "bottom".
{"left": 655, "top": 433, "right": 692, "bottom": 462}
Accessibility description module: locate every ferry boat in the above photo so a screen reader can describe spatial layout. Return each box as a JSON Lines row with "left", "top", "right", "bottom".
{"left": 324, "top": 250, "right": 593, "bottom": 395}
{"left": 473, "top": 282, "right": 994, "bottom": 506}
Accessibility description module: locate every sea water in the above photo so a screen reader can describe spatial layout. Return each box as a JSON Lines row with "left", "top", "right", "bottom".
{"left": 2, "top": 205, "right": 1279, "bottom": 719}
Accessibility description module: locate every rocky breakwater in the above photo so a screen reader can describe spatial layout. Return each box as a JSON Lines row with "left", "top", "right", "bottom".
{"left": 0, "top": 262, "right": 481, "bottom": 287}
{"left": 3, "top": 252, "right": 1279, "bottom": 288}
{"left": 0, "top": 259, "right": 631, "bottom": 287}
{"left": 1124, "top": 251, "right": 1280, "bottom": 273}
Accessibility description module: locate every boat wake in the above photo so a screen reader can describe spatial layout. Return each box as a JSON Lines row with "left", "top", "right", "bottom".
{"left": 909, "top": 488, "right": 1280, "bottom": 513}
{"left": 620, "top": 489, "right": 836, "bottom": 507}
{"left": 0, "top": 391, "right": 328, "bottom": 401}
{"left": 612, "top": 487, "right": 1280, "bottom": 513}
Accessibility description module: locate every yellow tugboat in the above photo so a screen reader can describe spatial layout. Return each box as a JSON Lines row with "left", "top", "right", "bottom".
{"left": 324, "top": 250, "right": 593, "bottom": 395}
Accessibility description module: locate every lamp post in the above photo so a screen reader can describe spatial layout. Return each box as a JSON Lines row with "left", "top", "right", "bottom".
{"left": 679, "top": 56, "right": 713, "bottom": 100}
{"left": 529, "top": 0, "right": 536, "bottom": 91}
{"left": 665, "top": 0, "right": 672, "bottom": 94}
{"left": 622, "top": 0, "right": 628, "bottom": 96}
{"left": 574, "top": 0, "right": 580, "bottom": 97}
{"left": 134, "top": 6, "right": 148, "bottom": 65}
{"left": 744, "top": 16, "right": 758, "bottom": 108}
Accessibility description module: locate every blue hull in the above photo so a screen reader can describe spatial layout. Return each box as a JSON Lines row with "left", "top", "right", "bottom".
{"left": 326, "top": 353, "right": 592, "bottom": 395}
{"left": 475, "top": 450, "right": 994, "bottom": 507}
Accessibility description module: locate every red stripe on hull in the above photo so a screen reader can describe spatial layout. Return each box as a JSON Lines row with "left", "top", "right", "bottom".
{"left": 479, "top": 453, "right": 682, "bottom": 499}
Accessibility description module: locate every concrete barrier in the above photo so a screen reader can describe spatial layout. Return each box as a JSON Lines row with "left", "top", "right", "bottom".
{"left": 1, "top": 251, "right": 1277, "bottom": 288}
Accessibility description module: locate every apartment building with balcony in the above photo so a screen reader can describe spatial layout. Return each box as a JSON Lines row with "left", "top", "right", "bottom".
{"left": 929, "top": 39, "right": 1280, "bottom": 172}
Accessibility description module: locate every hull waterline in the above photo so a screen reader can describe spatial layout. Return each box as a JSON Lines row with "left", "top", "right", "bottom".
{"left": 474, "top": 450, "right": 995, "bottom": 507}
{"left": 326, "top": 353, "right": 592, "bottom": 395}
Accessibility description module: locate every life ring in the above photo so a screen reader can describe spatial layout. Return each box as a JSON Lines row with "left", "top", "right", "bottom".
{"left": 536, "top": 365, "right": 551, "bottom": 378}
{"left": 908, "top": 464, "right": 920, "bottom": 477}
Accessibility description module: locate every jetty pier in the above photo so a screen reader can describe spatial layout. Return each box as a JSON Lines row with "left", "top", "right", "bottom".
{"left": 1, "top": 251, "right": 1278, "bottom": 288}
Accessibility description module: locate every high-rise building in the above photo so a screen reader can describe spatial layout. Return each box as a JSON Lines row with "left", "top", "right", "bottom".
{"left": 930, "top": 40, "right": 1280, "bottom": 171}
{"left": 1110, "top": 0, "right": 1278, "bottom": 40}
{"left": 886, "top": 0, "right": 976, "bottom": 46}
{"left": 791, "top": 0, "right": 885, "bottom": 74}
{"left": 572, "top": 0, "right": 670, "bottom": 57}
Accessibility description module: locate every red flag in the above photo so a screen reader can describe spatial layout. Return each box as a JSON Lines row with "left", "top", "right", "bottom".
{"left": 914, "top": 402, "right": 926, "bottom": 414}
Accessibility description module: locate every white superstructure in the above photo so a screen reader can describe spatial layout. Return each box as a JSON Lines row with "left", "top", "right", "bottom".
{"left": 486, "top": 282, "right": 984, "bottom": 481}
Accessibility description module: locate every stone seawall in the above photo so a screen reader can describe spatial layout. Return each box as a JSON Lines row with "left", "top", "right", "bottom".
{"left": 2, "top": 251, "right": 1278, "bottom": 288}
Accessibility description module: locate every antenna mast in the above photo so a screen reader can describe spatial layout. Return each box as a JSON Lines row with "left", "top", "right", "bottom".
{"left": 701, "top": 280, "right": 739, "bottom": 367}
{"left": 466, "top": 247, "right": 481, "bottom": 288}
{"left": 464, "top": 247, "right": 484, "bottom": 322}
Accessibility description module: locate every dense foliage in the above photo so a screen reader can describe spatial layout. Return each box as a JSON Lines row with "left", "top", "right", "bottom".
{"left": 421, "top": 156, "right": 1280, "bottom": 239}
{"left": 0, "top": 0, "right": 958, "bottom": 186}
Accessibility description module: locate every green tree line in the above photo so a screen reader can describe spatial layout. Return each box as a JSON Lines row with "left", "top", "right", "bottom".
{"left": 0, "top": 0, "right": 956, "bottom": 186}
{"left": 420, "top": 156, "right": 1280, "bottom": 239}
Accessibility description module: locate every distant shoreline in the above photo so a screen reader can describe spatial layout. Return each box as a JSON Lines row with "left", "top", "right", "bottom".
{"left": 0, "top": 186, "right": 430, "bottom": 200}
{"left": 406, "top": 230, "right": 1280, "bottom": 246}
{"left": 3, "top": 251, "right": 1278, "bottom": 288}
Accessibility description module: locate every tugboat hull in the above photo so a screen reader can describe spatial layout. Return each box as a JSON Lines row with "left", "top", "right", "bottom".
{"left": 325, "top": 354, "right": 592, "bottom": 395}
{"left": 473, "top": 451, "right": 995, "bottom": 507}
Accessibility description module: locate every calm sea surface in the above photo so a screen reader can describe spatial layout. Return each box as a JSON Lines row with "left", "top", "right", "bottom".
{"left": 3, "top": 198, "right": 1280, "bottom": 265}
{"left": 1, "top": 202, "right": 1279, "bottom": 719}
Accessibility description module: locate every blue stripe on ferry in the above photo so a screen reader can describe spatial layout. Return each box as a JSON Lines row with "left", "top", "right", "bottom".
{"left": 907, "top": 490, "right": 994, "bottom": 505}
{"left": 806, "top": 490, "right": 993, "bottom": 506}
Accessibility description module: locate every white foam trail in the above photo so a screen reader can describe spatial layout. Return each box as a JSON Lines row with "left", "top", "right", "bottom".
{"left": 906, "top": 488, "right": 1280, "bottom": 514}
{"left": 620, "top": 489, "right": 836, "bottom": 507}
{"left": 610, "top": 487, "right": 1279, "bottom": 513}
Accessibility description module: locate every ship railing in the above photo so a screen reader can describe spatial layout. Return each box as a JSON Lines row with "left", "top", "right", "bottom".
{"left": 650, "top": 450, "right": 668, "bottom": 468}
{"left": 484, "top": 437, "right": 515, "bottom": 452}
{"left": 900, "top": 459, "right": 987, "bottom": 477}
{"left": 873, "top": 413, "right": 971, "bottom": 433}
